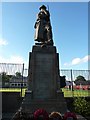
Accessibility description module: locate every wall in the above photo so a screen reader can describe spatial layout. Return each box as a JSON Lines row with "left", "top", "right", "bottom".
{"left": 2, "top": 92, "right": 22, "bottom": 119}
{"left": 1, "top": 92, "right": 90, "bottom": 119}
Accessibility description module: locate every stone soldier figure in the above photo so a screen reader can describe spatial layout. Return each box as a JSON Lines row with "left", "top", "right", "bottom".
{"left": 34, "top": 5, "right": 53, "bottom": 45}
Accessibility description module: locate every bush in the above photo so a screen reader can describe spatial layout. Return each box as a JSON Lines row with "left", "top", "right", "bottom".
{"left": 73, "top": 97, "right": 90, "bottom": 117}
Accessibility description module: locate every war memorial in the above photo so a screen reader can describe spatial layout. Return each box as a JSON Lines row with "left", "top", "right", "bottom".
{"left": 20, "top": 5, "right": 67, "bottom": 115}
{"left": 1, "top": 4, "right": 90, "bottom": 120}
{"left": 0, "top": 5, "right": 90, "bottom": 120}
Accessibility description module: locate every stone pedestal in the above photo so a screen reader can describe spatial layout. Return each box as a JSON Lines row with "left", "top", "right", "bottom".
{"left": 22, "top": 45, "right": 67, "bottom": 114}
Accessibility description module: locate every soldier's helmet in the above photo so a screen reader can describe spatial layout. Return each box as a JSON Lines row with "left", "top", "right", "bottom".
{"left": 39, "top": 5, "right": 46, "bottom": 10}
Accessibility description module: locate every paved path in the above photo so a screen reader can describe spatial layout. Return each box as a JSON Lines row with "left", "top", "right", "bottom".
{"left": 76, "top": 115, "right": 87, "bottom": 120}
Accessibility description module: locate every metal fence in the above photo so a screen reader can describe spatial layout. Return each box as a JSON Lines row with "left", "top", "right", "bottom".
{"left": 60, "top": 69, "right": 90, "bottom": 81}
{"left": 0, "top": 63, "right": 24, "bottom": 75}
{"left": 0, "top": 63, "right": 90, "bottom": 97}
{"left": 0, "top": 63, "right": 90, "bottom": 83}
{"left": 0, "top": 63, "right": 90, "bottom": 78}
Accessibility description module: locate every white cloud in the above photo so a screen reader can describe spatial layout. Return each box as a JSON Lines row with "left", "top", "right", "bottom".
{"left": 64, "top": 55, "right": 90, "bottom": 66}
{"left": 0, "top": 55, "right": 28, "bottom": 75}
{"left": 82, "top": 55, "right": 90, "bottom": 62}
{"left": 64, "top": 62, "right": 70, "bottom": 66}
{"left": 0, "top": 38, "right": 8, "bottom": 46}
{"left": 0, "top": 55, "right": 24, "bottom": 64}
{"left": 72, "top": 58, "right": 81, "bottom": 65}
{"left": 0, "top": 55, "right": 28, "bottom": 69}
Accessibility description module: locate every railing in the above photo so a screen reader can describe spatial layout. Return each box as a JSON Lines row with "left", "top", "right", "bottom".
{"left": 0, "top": 63, "right": 90, "bottom": 97}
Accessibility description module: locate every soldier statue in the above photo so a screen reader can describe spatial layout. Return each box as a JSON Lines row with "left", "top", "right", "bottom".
{"left": 34, "top": 5, "right": 53, "bottom": 46}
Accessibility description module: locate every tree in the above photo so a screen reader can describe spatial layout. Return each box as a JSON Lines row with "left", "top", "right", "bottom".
{"left": 76, "top": 75, "right": 86, "bottom": 81}
{"left": 15, "top": 72, "right": 22, "bottom": 78}
{"left": 2, "top": 72, "right": 10, "bottom": 82}
{"left": 87, "top": 80, "right": 90, "bottom": 85}
{"left": 1, "top": 72, "right": 10, "bottom": 87}
{"left": 74, "top": 75, "right": 87, "bottom": 85}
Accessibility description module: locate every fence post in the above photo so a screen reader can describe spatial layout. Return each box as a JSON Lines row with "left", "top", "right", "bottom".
{"left": 88, "top": 70, "right": 90, "bottom": 96}
{"left": 21, "top": 63, "right": 24, "bottom": 97}
{"left": 71, "top": 69, "right": 74, "bottom": 97}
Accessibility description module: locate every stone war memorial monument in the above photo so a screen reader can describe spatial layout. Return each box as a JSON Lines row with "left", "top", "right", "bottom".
{"left": 22, "top": 5, "right": 67, "bottom": 114}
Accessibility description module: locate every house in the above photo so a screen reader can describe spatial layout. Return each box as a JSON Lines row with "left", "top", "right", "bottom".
{"left": 9, "top": 76, "right": 27, "bottom": 88}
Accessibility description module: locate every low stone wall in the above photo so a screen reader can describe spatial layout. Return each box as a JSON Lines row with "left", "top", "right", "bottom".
{"left": 2, "top": 92, "right": 22, "bottom": 119}
{"left": 1, "top": 92, "right": 90, "bottom": 119}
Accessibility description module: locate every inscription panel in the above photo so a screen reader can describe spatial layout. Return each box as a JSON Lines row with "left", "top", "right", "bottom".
{"left": 33, "top": 53, "right": 55, "bottom": 99}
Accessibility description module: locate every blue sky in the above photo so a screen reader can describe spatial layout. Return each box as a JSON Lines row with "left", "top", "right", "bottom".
{"left": 0, "top": 2, "right": 89, "bottom": 70}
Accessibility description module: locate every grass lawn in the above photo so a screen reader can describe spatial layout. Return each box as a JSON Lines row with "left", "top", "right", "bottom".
{"left": 0, "top": 88, "right": 26, "bottom": 97}
{"left": 62, "top": 88, "right": 90, "bottom": 97}
{"left": 0, "top": 88, "right": 90, "bottom": 97}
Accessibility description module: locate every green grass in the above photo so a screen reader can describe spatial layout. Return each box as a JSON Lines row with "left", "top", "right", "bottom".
{"left": 0, "top": 88, "right": 26, "bottom": 97}
{"left": 62, "top": 88, "right": 90, "bottom": 97}
{"left": 0, "top": 88, "right": 90, "bottom": 97}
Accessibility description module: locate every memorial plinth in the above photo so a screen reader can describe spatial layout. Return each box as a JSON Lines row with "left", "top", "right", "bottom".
{"left": 22, "top": 45, "right": 67, "bottom": 114}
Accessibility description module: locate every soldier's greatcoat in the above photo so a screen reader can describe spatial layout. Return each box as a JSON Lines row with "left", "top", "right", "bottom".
{"left": 34, "top": 8, "right": 52, "bottom": 42}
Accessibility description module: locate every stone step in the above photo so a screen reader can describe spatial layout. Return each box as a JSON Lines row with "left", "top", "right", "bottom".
{"left": 22, "top": 99, "right": 67, "bottom": 114}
